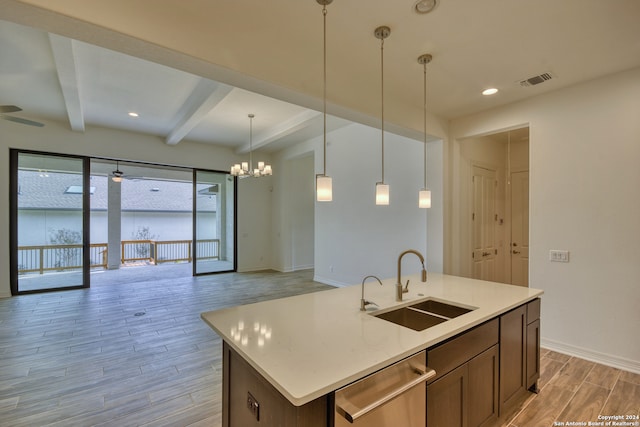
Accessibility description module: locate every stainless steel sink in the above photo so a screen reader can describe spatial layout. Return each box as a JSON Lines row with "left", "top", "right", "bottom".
{"left": 374, "top": 307, "right": 446, "bottom": 331}
{"left": 409, "top": 299, "right": 473, "bottom": 318}
{"left": 373, "top": 298, "right": 476, "bottom": 331}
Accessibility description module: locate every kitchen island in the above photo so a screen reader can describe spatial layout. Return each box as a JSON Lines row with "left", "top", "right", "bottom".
{"left": 201, "top": 273, "right": 543, "bottom": 426}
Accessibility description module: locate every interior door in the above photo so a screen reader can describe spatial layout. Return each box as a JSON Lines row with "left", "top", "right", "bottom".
{"left": 510, "top": 171, "right": 529, "bottom": 286}
{"left": 471, "top": 166, "right": 497, "bottom": 281}
{"left": 194, "top": 170, "right": 236, "bottom": 274}
{"left": 11, "top": 151, "right": 89, "bottom": 293}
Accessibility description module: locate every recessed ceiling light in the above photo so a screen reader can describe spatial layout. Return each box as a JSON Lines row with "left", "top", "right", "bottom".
{"left": 128, "top": 112, "right": 139, "bottom": 117}
{"left": 482, "top": 88, "right": 499, "bottom": 96}
{"left": 414, "top": 0, "right": 437, "bottom": 14}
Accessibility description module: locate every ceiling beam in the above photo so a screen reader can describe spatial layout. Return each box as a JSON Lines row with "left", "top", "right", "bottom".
{"left": 166, "top": 80, "right": 233, "bottom": 145}
{"left": 236, "top": 109, "right": 322, "bottom": 154}
{"left": 48, "top": 34, "right": 85, "bottom": 132}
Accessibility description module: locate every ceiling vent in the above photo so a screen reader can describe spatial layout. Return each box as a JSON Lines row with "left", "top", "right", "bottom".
{"left": 519, "top": 72, "right": 554, "bottom": 87}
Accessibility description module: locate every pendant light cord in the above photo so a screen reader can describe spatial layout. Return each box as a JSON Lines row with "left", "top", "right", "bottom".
{"left": 322, "top": 5, "right": 328, "bottom": 177}
{"left": 423, "top": 61, "right": 427, "bottom": 189}
{"left": 380, "top": 37, "right": 385, "bottom": 184}
{"left": 248, "top": 114, "right": 254, "bottom": 171}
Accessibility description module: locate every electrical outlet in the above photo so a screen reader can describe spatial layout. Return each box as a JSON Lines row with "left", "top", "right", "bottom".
{"left": 549, "top": 250, "right": 570, "bottom": 263}
{"left": 247, "top": 392, "right": 260, "bottom": 421}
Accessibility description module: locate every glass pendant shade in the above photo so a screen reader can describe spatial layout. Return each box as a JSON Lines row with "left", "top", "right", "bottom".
{"left": 419, "top": 189, "right": 431, "bottom": 209}
{"left": 316, "top": 175, "right": 332, "bottom": 202}
{"left": 376, "top": 183, "right": 390, "bottom": 205}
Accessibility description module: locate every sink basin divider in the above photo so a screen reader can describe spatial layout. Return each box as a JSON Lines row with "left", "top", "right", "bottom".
{"left": 406, "top": 306, "right": 452, "bottom": 321}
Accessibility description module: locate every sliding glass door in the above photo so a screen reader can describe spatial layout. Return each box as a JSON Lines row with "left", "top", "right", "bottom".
{"left": 194, "top": 170, "right": 236, "bottom": 274}
{"left": 11, "top": 151, "right": 89, "bottom": 293}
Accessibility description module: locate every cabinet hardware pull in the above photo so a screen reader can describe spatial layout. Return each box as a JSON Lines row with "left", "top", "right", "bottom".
{"left": 335, "top": 366, "right": 436, "bottom": 423}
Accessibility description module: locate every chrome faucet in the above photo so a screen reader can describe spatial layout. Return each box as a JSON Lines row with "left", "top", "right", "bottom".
{"left": 396, "top": 249, "right": 427, "bottom": 301}
{"left": 360, "top": 275, "right": 383, "bottom": 311}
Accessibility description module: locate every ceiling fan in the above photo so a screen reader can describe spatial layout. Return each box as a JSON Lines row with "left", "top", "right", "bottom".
{"left": 1, "top": 105, "right": 44, "bottom": 127}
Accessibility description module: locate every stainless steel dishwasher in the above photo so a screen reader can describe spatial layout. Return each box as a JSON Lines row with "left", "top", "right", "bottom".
{"left": 334, "top": 351, "right": 435, "bottom": 426}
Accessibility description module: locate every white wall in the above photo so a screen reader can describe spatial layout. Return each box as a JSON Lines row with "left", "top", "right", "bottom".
{"left": 310, "top": 122, "right": 444, "bottom": 286}
{"left": 450, "top": 67, "right": 640, "bottom": 371}
{"left": 289, "top": 155, "right": 314, "bottom": 270}
{"left": 0, "top": 119, "right": 272, "bottom": 296}
{"left": 270, "top": 145, "right": 316, "bottom": 273}
{"left": 236, "top": 174, "right": 273, "bottom": 272}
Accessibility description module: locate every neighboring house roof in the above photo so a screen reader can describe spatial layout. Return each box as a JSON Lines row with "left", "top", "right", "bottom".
{"left": 17, "top": 170, "right": 217, "bottom": 212}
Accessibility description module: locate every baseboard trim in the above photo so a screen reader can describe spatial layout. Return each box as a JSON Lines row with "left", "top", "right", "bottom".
{"left": 0, "top": 292, "right": 11, "bottom": 299}
{"left": 312, "top": 274, "right": 348, "bottom": 288}
{"left": 542, "top": 338, "right": 640, "bottom": 374}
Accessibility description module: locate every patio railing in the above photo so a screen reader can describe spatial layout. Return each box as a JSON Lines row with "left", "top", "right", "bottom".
{"left": 17, "top": 239, "right": 220, "bottom": 275}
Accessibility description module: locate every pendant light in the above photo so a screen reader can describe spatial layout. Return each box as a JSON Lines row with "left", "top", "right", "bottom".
{"left": 230, "top": 114, "right": 272, "bottom": 177}
{"left": 316, "top": 0, "right": 332, "bottom": 202}
{"left": 374, "top": 26, "right": 391, "bottom": 206}
{"left": 418, "top": 53, "right": 433, "bottom": 208}
{"left": 111, "top": 161, "right": 124, "bottom": 183}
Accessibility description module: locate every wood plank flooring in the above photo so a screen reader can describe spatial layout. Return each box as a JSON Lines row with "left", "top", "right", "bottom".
{"left": 0, "top": 269, "right": 333, "bottom": 427}
{"left": 497, "top": 349, "right": 640, "bottom": 427}
{"left": 1, "top": 269, "right": 638, "bottom": 426}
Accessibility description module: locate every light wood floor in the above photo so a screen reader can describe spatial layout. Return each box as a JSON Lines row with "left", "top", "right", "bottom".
{"left": 0, "top": 270, "right": 638, "bottom": 426}
{"left": 500, "top": 348, "right": 640, "bottom": 427}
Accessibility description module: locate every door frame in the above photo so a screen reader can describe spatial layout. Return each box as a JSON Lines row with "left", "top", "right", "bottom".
{"left": 192, "top": 168, "right": 238, "bottom": 276}
{"left": 508, "top": 169, "right": 530, "bottom": 286}
{"left": 10, "top": 149, "right": 91, "bottom": 295}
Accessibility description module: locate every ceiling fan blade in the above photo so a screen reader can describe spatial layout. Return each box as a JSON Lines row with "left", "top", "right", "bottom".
{"left": 2, "top": 115, "right": 45, "bottom": 127}
{"left": 0, "top": 105, "right": 22, "bottom": 113}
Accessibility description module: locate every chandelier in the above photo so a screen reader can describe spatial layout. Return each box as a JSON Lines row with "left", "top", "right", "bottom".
{"left": 230, "top": 114, "right": 272, "bottom": 177}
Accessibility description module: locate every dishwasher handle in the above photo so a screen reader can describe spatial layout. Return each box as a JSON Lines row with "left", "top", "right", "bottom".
{"left": 335, "top": 366, "right": 436, "bottom": 423}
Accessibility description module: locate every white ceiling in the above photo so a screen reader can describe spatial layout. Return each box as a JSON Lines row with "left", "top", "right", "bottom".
{"left": 1, "top": 0, "right": 639, "bottom": 153}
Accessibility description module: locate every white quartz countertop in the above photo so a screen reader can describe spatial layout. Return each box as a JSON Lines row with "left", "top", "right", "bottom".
{"left": 201, "top": 273, "right": 543, "bottom": 406}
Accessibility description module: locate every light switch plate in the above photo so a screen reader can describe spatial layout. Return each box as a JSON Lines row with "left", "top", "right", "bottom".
{"left": 549, "top": 250, "right": 570, "bottom": 263}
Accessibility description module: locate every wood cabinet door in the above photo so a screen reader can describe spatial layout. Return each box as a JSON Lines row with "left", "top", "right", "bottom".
{"left": 499, "top": 305, "right": 527, "bottom": 413}
{"left": 526, "top": 319, "right": 541, "bottom": 390}
{"left": 223, "top": 342, "right": 327, "bottom": 427}
{"left": 427, "top": 364, "right": 468, "bottom": 427}
{"left": 468, "top": 345, "right": 499, "bottom": 427}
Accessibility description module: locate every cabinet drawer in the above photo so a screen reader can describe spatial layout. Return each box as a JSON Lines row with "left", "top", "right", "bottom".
{"left": 427, "top": 319, "right": 499, "bottom": 383}
{"left": 527, "top": 299, "right": 540, "bottom": 324}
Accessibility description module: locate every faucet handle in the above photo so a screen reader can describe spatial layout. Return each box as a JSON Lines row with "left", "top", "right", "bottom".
{"left": 403, "top": 279, "right": 410, "bottom": 293}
